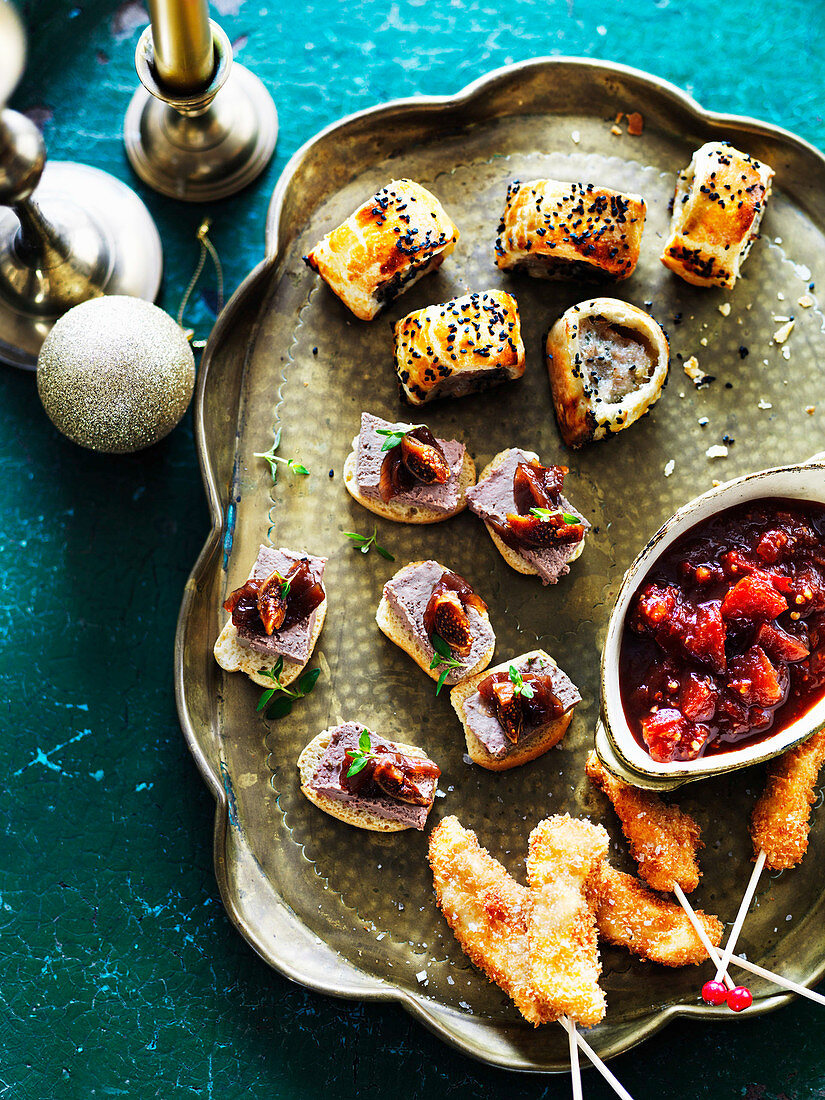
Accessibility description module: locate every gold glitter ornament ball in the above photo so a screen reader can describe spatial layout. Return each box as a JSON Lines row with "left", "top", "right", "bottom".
{"left": 36, "top": 296, "right": 196, "bottom": 453}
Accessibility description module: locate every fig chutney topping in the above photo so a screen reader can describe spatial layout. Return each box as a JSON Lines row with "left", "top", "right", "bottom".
{"left": 422, "top": 569, "right": 488, "bottom": 657}
{"left": 493, "top": 460, "right": 586, "bottom": 550}
{"left": 341, "top": 734, "right": 441, "bottom": 805}
{"left": 355, "top": 412, "right": 464, "bottom": 513}
{"left": 477, "top": 667, "right": 565, "bottom": 743}
{"left": 305, "top": 723, "right": 439, "bottom": 829}
{"left": 378, "top": 424, "right": 451, "bottom": 502}
{"left": 225, "top": 558, "right": 325, "bottom": 636}
{"left": 621, "top": 498, "right": 825, "bottom": 763}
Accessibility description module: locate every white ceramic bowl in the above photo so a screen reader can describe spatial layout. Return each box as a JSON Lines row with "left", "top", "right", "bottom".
{"left": 596, "top": 456, "right": 825, "bottom": 790}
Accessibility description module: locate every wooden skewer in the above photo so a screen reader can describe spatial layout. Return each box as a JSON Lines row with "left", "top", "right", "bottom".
{"left": 674, "top": 882, "right": 825, "bottom": 1008}
{"left": 566, "top": 1017, "right": 583, "bottom": 1100}
{"left": 714, "top": 849, "right": 766, "bottom": 984}
{"left": 558, "top": 1018, "right": 636, "bottom": 1100}
{"left": 671, "top": 884, "right": 733, "bottom": 990}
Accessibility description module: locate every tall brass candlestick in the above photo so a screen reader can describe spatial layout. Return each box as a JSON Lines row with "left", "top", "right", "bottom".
{"left": 148, "top": 0, "right": 214, "bottom": 92}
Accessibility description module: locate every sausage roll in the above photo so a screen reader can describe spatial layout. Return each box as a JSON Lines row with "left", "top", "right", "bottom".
{"left": 660, "top": 142, "right": 774, "bottom": 288}
{"left": 546, "top": 298, "right": 670, "bottom": 448}
{"left": 303, "top": 179, "right": 459, "bottom": 320}
{"left": 495, "top": 179, "right": 646, "bottom": 282}
{"left": 394, "top": 289, "right": 525, "bottom": 405}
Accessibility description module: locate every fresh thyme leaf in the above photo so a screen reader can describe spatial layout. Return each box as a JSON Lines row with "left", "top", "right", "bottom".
{"left": 375, "top": 427, "right": 408, "bottom": 452}
{"left": 346, "top": 754, "right": 371, "bottom": 778}
{"left": 528, "top": 507, "right": 580, "bottom": 525}
{"left": 509, "top": 664, "right": 535, "bottom": 698}
{"left": 346, "top": 729, "right": 377, "bottom": 777}
{"left": 344, "top": 527, "right": 393, "bottom": 560}
{"left": 298, "top": 668, "right": 321, "bottom": 696}
{"left": 253, "top": 432, "right": 310, "bottom": 484}
{"left": 257, "top": 658, "right": 320, "bottom": 720}
{"left": 429, "top": 632, "right": 465, "bottom": 694}
{"left": 256, "top": 687, "right": 276, "bottom": 711}
{"left": 265, "top": 695, "right": 294, "bottom": 719}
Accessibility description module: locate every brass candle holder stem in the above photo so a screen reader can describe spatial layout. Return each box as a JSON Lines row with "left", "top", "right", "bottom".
{"left": 124, "top": 12, "right": 278, "bottom": 202}
{"left": 147, "top": 0, "right": 213, "bottom": 92}
{"left": 0, "top": 0, "right": 163, "bottom": 370}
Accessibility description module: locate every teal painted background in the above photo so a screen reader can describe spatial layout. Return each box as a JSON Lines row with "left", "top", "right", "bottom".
{"left": 2, "top": 1, "right": 825, "bottom": 1096}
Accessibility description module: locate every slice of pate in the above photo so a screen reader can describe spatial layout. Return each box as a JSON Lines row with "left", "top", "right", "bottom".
{"left": 459, "top": 653, "right": 581, "bottom": 760}
{"left": 305, "top": 722, "right": 438, "bottom": 829}
{"left": 234, "top": 545, "right": 327, "bottom": 663}
{"left": 355, "top": 412, "right": 465, "bottom": 513}
{"left": 465, "top": 448, "right": 588, "bottom": 585}
{"left": 382, "top": 560, "right": 494, "bottom": 685}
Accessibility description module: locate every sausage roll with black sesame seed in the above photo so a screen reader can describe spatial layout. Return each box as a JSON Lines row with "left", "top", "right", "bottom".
{"left": 546, "top": 298, "right": 670, "bottom": 448}
{"left": 661, "top": 142, "right": 774, "bottom": 289}
{"left": 495, "top": 179, "right": 646, "bottom": 282}
{"left": 394, "top": 290, "right": 526, "bottom": 406}
{"left": 303, "top": 179, "right": 459, "bottom": 321}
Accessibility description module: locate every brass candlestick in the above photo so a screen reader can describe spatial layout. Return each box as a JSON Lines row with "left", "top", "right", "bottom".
{"left": 0, "top": 0, "right": 163, "bottom": 370}
{"left": 124, "top": 2, "right": 278, "bottom": 202}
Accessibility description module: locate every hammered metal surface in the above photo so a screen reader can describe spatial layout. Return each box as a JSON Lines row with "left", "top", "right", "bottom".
{"left": 188, "top": 67, "right": 825, "bottom": 1070}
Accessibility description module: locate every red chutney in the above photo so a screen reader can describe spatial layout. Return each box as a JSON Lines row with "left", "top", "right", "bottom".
{"left": 620, "top": 498, "right": 825, "bottom": 763}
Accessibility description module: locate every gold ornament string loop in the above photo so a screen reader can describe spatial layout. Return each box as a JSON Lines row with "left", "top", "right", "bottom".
{"left": 176, "top": 218, "right": 225, "bottom": 347}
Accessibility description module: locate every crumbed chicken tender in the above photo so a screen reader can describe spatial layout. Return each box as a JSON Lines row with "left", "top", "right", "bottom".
{"left": 585, "top": 751, "right": 701, "bottom": 893}
{"left": 428, "top": 815, "right": 550, "bottom": 1025}
{"left": 589, "top": 861, "right": 723, "bottom": 967}
{"left": 751, "top": 729, "right": 825, "bottom": 870}
{"left": 526, "top": 815, "right": 609, "bottom": 1027}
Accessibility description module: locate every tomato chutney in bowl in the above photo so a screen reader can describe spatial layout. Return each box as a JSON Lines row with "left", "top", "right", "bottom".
{"left": 596, "top": 458, "right": 825, "bottom": 790}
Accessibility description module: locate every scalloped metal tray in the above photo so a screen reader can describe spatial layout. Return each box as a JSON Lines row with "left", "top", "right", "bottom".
{"left": 176, "top": 58, "right": 825, "bottom": 1072}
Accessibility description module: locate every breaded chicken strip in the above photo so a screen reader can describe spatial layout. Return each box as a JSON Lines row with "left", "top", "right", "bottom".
{"left": 589, "top": 861, "right": 723, "bottom": 967}
{"left": 585, "top": 751, "right": 701, "bottom": 893}
{"left": 428, "top": 815, "right": 550, "bottom": 1025}
{"left": 526, "top": 815, "right": 609, "bottom": 1027}
{"left": 751, "top": 729, "right": 825, "bottom": 870}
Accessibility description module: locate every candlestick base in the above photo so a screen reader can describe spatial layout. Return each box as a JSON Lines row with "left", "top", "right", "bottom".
{"left": 0, "top": 162, "right": 163, "bottom": 370}
{"left": 124, "top": 23, "right": 278, "bottom": 203}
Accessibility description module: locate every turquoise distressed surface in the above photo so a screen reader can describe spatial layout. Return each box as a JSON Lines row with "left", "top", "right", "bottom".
{"left": 2, "top": 1, "right": 825, "bottom": 1097}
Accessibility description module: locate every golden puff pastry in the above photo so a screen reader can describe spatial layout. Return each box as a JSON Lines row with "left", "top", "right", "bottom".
{"left": 394, "top": 289, "right": 525, "bottom": 406}
{"left": 303, "top": 179, "right": 459, "bottom": 320}
{"left": 661, "top": 142, "right": 774, "bottom": 288}
{"left": 495, "top": 179, "right": 645, "bottom": 282}
{"left": 546, "top": 297, "right": 670, "bottom": 448}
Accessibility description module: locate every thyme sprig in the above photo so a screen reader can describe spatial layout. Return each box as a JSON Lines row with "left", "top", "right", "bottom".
{"left": 508, "top": 664, "right": 535, "bottom": 699}
{"left": 343, "top": 527, "right": 395, "bottom": 560}
{"left": 375, "top": 427, "right": 409, "bottom": 452}
{"left": 256, "top": 656, "right": 321, "bottom": 719}
{"left": 254, "top": 428, "right": 310, "bottom": 483}
{"left": 429, "top": 633, "right": 466, "bottom": 696}
{"left": 530, "top": 507, "right": 579, "bottom": 524}
{"left": 345, "top": 728, "right": 379, "bottom": 778}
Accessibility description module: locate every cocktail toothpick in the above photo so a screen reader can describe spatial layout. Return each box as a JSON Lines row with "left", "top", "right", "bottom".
{"left": 559, "top": 1018, "right": 636, "bottom": 1100}
{"left": 701, "top": 730, "right": 825, "bottom": 1001}
{"left": 566, "top": 1017, "right": 583, "bottom": 1100}
{"left": 675, "top": 882, "right": 825, "bottom": 1008}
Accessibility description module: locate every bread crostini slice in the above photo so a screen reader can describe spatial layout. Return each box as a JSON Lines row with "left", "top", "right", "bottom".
{"left": 343, "top": 411, "right": 476, "bottom": 523}
{"left": 298, "top": 722, "right": 440, "bottom": 831}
